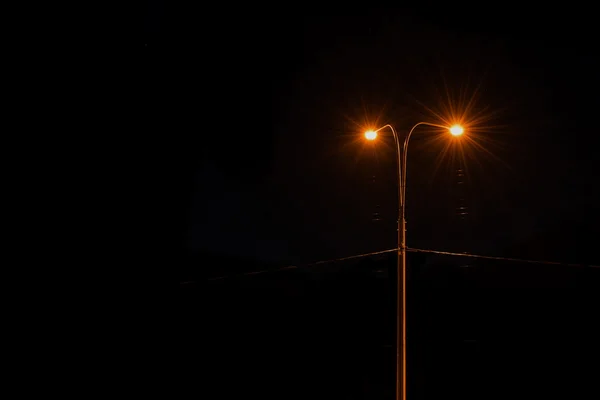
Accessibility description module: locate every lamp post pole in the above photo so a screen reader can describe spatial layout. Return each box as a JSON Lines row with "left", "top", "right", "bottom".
{"left": 367, "top": 122, "right": 463, "bottom": 400}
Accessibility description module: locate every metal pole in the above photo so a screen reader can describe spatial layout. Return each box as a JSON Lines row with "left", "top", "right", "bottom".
{"left": 388, "top": 123, "right": 405, "bottom": 400}
{"left": 397, "top": 143, "right": 407, "bottom": 400}
{"left": 386, "top": 121, "right": 452, "bottom": 400}
{"left": 396, "top": 216, "right": 407, "bottom": 400}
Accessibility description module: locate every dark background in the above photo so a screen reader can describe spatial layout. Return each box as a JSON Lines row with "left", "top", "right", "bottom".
{"left": 141, "top": 5, "right": 599, "bottom": 272}
{"left": 194, "top": 256, "right": 599, "bottom": 399}
{"left": 137, "top": 3, "right": 600, "bottom": 399}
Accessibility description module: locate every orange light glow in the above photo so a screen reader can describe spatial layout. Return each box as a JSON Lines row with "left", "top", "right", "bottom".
{"left": 365, "top": 131, "right": 377, "bottom": 140}
{"left": 449, "top": 125, "right": 464, "bottom": 136}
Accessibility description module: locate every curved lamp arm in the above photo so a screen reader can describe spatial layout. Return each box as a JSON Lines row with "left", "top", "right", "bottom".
{"left": 373, "top": 124, "right": 402, "bottom": 222}
{"left": 401, "top": 122, "right": 448, "bottom": 212}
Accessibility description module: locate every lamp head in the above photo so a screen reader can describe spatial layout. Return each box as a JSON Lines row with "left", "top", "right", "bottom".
{"left": 449, "top": 125, "right": 464, "bottom": 136}
{"left": 365, "top": 130, "right": 377, "bottom": 140}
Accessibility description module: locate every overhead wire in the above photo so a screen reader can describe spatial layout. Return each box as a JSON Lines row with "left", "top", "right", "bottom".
{"left": 197, "top": 248, "right": 397, "bottom": 283}
{"left": 408, "top": 247, "right": 599, "bottom": 268}
{"left": 184, "top": 247, "right": 599, "bottom": 284}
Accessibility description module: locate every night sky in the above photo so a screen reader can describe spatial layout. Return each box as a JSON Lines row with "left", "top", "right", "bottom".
{"left": 141, "top": 5, "right": 599, "bottom": 274}
{"left": 137, "top": 5, "right": 600, "bottom": 400}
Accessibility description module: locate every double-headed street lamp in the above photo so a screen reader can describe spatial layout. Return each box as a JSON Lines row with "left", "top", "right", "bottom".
{"left": 364, "top": 122, "right": 464, "bottom": 400}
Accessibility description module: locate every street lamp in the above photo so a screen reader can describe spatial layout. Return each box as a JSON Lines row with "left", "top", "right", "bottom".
{"left": 365, "top": 122, "right": 464, "bottom": 400}
{"left": 365, "top": 130, "right": 378, "bottom": 140}
{"left": 449, "top": 124, "right": 464, "bottom": 136}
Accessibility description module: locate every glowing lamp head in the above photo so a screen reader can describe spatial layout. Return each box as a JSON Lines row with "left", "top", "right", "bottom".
{"left": 449, "top": 125, "right": 464, "bottom": 136}
{"left": 365, "top": 130, "right": 377, "bottom": 140}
